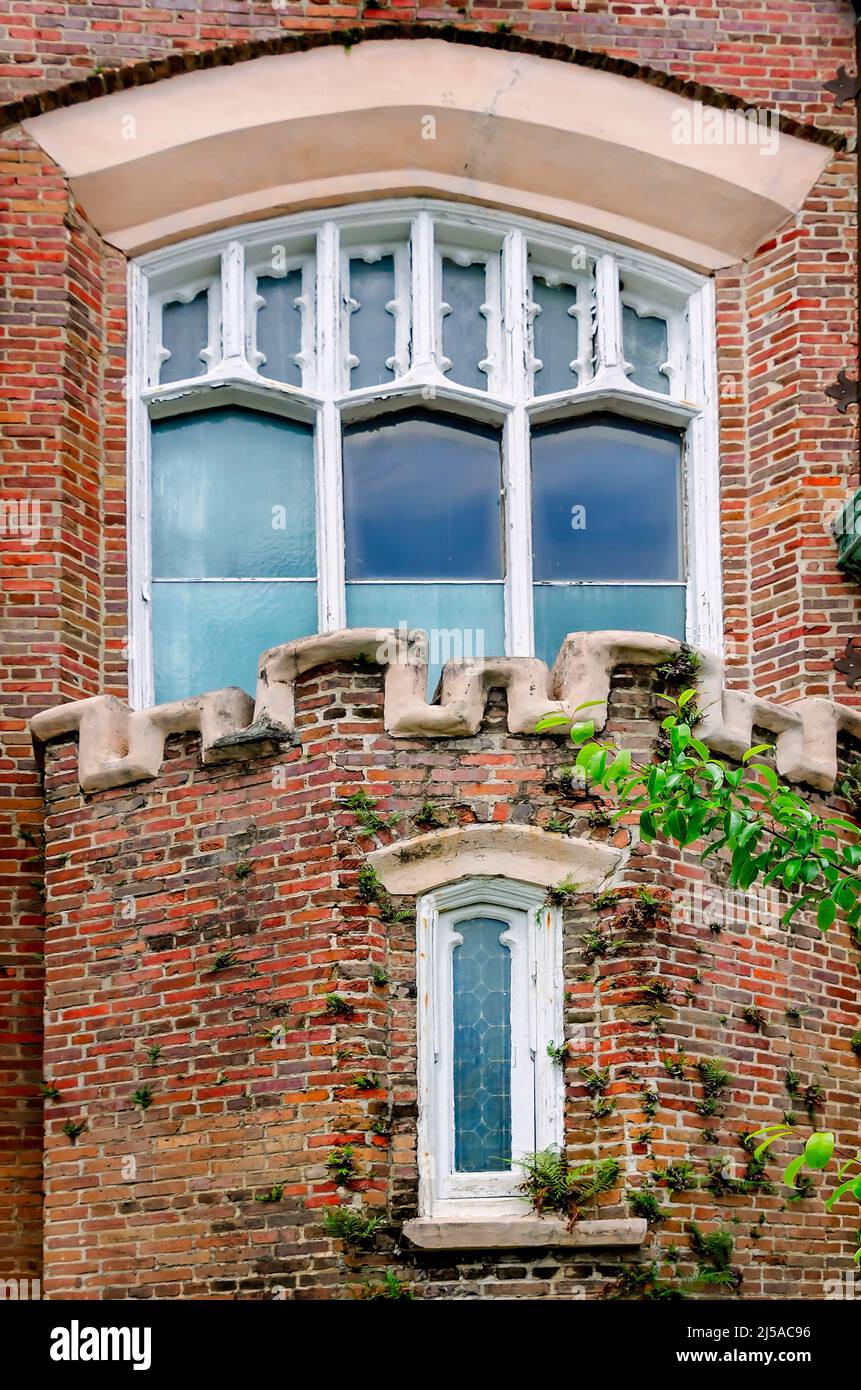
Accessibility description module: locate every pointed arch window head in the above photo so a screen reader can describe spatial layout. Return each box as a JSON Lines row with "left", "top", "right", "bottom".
{"left": 416, "top": 877, "right": 563, "bottom": 1219}
{"left": 128, "top": 200, "right": 720, "bottom": 708}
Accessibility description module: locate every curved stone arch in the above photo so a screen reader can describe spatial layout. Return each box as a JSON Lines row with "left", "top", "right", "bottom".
{"left": 367, "top": 823, "right": 623, "bottom": 896}
{"left": 20, "top": 35, "right": 830, "bottom": 268}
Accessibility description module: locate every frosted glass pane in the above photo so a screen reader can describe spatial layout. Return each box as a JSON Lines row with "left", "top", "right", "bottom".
{"left": 349, "top": 256, "right": 396, "bottom": 389}
{"left": 533, "top": 583, "right": 686, "bottom": 670}
{"left": 152, "top": 580, "right": 317, "bottom": 703}
{"left": 346, "top": 581, "right": 504, "bottom": 694}
{"left": 532, "top": 277, "right": 579, "bottom": 395}
{"left": 160, "top": 292, "right": 208, "bottom": 384}
{"left": 531, "top": 415, "right": 682, "bottom": 582}
{"left": 256, "top": 270, "right": 303, "bottom": 386}
{"left": 151, "top": 407, "right": 316, "bottom": 579}
{"left": 453, "top": 918, "right": 511, "bottom": 1173}
{"left": 343, "top": 410, "right": 502, "bottom": 580}
{"left": 441, "top": 259, "right": 488, "bottom": 390}
{"left": 622, "top": 305, "right": 670, "bottom": 393}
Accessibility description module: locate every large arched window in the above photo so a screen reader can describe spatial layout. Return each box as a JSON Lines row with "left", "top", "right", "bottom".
{"left": 128, "top": 200, "right": 720, "bottom": 705}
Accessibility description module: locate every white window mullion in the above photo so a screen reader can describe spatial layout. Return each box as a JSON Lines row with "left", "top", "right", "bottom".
{"left": 409, "top": 209, "right": 437, "bottom": 375}
{"left": 502, "top": 229, "right": 534, "bottom": 658}
{"left": 685, "top": 279, "right": 723, "bottom": 655}
{"left": 127, "top": 261, "right": 154, "bottom": 710}
{"left": 594, "top": 252, "right": 627, "bottom": 384}
{"left": 315, "top": 220, "right": 346, "bottom": 631}
{"left": 533, "top": 901, "right": 564, "bottom": 1154}
{"left": 217, "top": 240, "right": 247, "bottom": 373}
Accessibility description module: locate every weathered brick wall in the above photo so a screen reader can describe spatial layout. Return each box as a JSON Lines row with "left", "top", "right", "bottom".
{"left": 0, "top": 2, "right": 855, "bottom": 126}
{"left": 1, "top": 1, "right": 858, "bottom": 1288}
{"left": 0, "top": 123, "right": 121, "bottom": 1278}
{"left": 35, "top": 661, "right": 861, "bottom": 1298}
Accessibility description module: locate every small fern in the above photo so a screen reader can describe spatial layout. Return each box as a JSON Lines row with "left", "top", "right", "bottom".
{"left": 324, "top": 1205, "right": 382, "bottom": 1247}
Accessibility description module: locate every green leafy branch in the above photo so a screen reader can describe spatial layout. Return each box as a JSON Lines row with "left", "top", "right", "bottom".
{"left": 749, "top": 1126, "right": 861, "bottom": 1262}
{"left": 536, "top": 691, "right": 861, "bottom": 934}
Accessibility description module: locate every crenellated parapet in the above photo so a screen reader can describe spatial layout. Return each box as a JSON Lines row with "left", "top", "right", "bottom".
{"left": 30, "top": 628, "right": 861, "bottom": 794}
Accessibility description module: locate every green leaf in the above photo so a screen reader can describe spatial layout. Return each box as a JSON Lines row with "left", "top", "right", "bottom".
{"left": 750, "top": 763, "right": 779, "bottom": 793}
{"left": 640, "top": 811, "right": 656, "bottom": 842}
{"left": 534, "top": 713, "right": 571, "bottom": 732}
{"left": 677, "top": 689, "right": 697, "bottom": 710}
{"left": 803, "top": 1131, "right": 835, "bottom": 1170}
{"left": 816, "top": 897, "right": 837, "bottom": 933}
{"left": 742, "top": 744, "right": 772, "bottom": 762}
{"left": 575, "top": 742, "right": 601, "bottom": 773}
{"left": 825, "top": 1178, "right": 859, "bottom": 1212}
{"left": 606, "top": 748, "right": 632, "bottom": 782}
{"left": 569, "top": 720, "right": 595, "bottom": 746}
{"left": 752, "top": 1129, "right": 793, "bottom": 1160}
{"left": 782, "top": 1153, "right": 807, "bottom": 1190}
{"left": 666, "top": 810, "right": 688, "bottom": 844}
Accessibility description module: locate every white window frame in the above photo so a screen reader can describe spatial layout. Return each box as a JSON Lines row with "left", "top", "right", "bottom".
{"left": 127, "top": 198, "right": 722, "bottom": 709}
{"left": 415, "top": 877, "right": 563, "bottom": 1220}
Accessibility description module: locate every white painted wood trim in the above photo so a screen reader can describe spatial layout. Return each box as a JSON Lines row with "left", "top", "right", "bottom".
{"left": 502, "top": 229, "right": 534, "bottom": 658}
{"left": 137, "top": 197, "right": 707, "bottom": 295}
{"left": 685, "top": 277, "right": 724, "bottom": 655}
{"left": 127, "top": 261, "right": 154, "bottom": 709}
{"left": 594, "top": 253, "right": 624, "bottom": 380}
{"left": 315, "top": 220, "right": 345, "bottom": 631}
{"left": 218, "top": 240, "right": 246, "bottom": 369}
{"left": 416, "top": 877, "right": 561, "bottom": 1220}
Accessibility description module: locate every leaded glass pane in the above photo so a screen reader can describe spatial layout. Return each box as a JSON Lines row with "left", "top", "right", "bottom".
{"left": 348, "top": 256, "right": 397, "bottom": 389}
{"left": 160, "top": 291, "right": 209, "bottom": 384}
{"left": 531, "top": 414, "right": 682, "bottom": 582}
{"left": 256, "top": 270, "right": 303, "bottom": 386}
{"left": 343, "top": 410, "right": 502, "bottom": 580}
{"left": 151, "top": 407, "right": 316, "bottom": 579}
{"left": 532, "top": 276, "right": 579, "bottom": 396}
{"left": 441, "top": 259, "right": 488, "bottom": 391}
{"left": 152, "top": 580, "right": 317, "bottom": 704}
{"left": 622, "top": 305, "right": 670, "bottom": 393}
{"left": 533, "top": 582, "right": 686, "bottom": 671}
{"left": 453, "top": 918, "right": 511, "bottom": 1173}
{"left": 345, "top": 581, "right": 505, "bottom": 697}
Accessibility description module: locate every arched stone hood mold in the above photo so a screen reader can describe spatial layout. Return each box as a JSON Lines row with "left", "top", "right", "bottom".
{"left": 367, "top": 826, "right": 622, "bottom": 896}
{"left": 21, "top": 38, "right": 831, "bottom": 269}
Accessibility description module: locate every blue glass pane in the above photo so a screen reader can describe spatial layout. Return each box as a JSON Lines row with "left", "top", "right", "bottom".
{"left": 346, "top": 581, "right": 505, "bottom": 695}
{"left": 441, "top": 259, "right": 488, "bottom": 391}
{"left": 622, "top": 305, "right": 670, "bottom": 394}
{"left": 152, "top": 580, "right": 318, "bottom": 703}
{"left": 533, "top": 583, "right": 686, "bottom": 670}
{"left": 532, "top": 277, "right": 579, "bottom": 395}
{"left": 151, "top": 407, "right": 316, "bottom": 579}
{"left": 349, "top": 256, "right": 396, "bottom": 390}
{"left": 256, "top": 271, "right": 303, "bottom": 386}
{"left": 343, "top": 410, "right": 501, "bottom": 580}
{"left": 160, "top": 292, "right": 208, "bottom": 383}
{"left": 531, "top": 414, "right": 682, "bottom": 582}
{"left": 453, "top": 918, "right": 511, "bottom": 1173}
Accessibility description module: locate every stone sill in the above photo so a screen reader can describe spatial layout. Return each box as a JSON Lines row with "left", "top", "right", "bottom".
{"left": 401, "top": 1216, "right": 647, "bottom": 1251}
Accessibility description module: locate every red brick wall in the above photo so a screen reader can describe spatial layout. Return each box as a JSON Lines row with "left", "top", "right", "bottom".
{"left": 34, "top": 661, "right": 861, "bottom": 1298}
{"left": 0, "top": 2, "right": 858, "bottom": 1289}
{"left": 0, "top": 3, "right": 855, "bottom": 127}
{"left": 0, "top": 121, "right": 126, "bottom": 1279}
